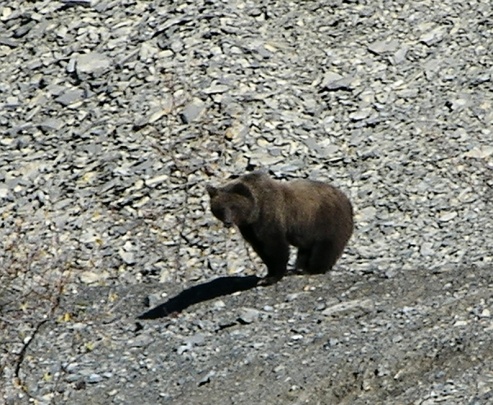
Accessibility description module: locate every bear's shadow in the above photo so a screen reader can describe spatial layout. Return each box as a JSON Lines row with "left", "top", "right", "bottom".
{"left": 137, "top": 275, "right": 261, "bottom": 319}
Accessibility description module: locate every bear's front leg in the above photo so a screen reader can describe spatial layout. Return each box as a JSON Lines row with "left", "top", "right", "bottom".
{"left": 257, "top": 275, "right": 283, "bottom": 286}
{"left": 239, "top": 225, "right": 289, "bottom": 286}
{"left": 256, "top": 238, "right": 290, "bottom": 286}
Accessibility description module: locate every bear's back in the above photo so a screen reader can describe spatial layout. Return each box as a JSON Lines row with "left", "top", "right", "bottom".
{"left": 282, "top": 179, "right": 353, "bottom": 245}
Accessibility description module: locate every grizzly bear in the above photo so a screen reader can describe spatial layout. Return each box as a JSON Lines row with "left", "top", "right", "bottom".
{"left": 206, "top": 172, "right": 353, "bottom": 286}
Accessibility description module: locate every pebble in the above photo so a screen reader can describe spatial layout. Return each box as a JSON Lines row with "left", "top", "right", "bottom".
{"left": 180, "top": 98, "right": 206, "bottom": 124}
{"left": 76, "top": 52, "right": 112, "bottom": 76}
{"left": 38, "top": 118, "right": 65, "bottom": 131}
{"left": 420, "top": 242, "right": 435, "bottom": 257}
{"left": 322, "top": 299, "right": 373, "bottom": 317}
{"left": 79, "top": 270, "right": 110, "bottom": 284}
{"left": 88, "top": 374, "right": 103, "bottom": 384}
{"left": 55, "top": 89, "right": 85, "bottom": 106}
{"left": 238, "top": 307, "right": 260, "bottom": 324}
{"left": 184, "top": 333, "right": 206, "bottom": 346}
{"left": 463, "top": 146, "right": 493, "bottom": 159}
{"left": 367, "top": 39, "right": 400, "bottom": 55}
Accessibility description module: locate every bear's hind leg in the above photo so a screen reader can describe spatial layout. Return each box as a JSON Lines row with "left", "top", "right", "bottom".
{"left": 305, "top": 240, "right": 340, "bottom": 274}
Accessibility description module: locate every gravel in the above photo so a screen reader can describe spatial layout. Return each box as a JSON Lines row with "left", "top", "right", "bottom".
{"left": 1, "top": 0, "right": 492, "bottom": 404}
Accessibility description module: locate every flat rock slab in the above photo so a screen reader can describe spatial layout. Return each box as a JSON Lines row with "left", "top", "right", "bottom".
{"left": 76, "top": 52, "right": 112, "bottom": 76}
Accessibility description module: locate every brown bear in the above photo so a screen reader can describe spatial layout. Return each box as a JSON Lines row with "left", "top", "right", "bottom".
{"left": 206, "top": 172, "right": 353, "bottom": 286}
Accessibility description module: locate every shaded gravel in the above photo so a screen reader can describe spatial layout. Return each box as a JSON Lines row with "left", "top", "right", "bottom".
{"left": 1, "top": 0, "right": 492, "bottom": 404}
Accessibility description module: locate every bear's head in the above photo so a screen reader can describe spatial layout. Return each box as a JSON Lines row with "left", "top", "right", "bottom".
{"left": 206, "top": 182, "right": 257, "bottom": 227}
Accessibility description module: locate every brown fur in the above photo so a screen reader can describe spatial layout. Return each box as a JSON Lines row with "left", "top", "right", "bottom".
{"left": 206, "top": 172, "right": 353, "bottom": 285}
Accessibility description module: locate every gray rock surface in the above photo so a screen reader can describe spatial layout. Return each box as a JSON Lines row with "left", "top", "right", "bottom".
{"left": 1, "top": 0, "right": 492, "bottom": 404}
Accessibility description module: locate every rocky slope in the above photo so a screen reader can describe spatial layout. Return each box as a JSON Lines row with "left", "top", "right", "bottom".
{"left": 1, "top": 0, "right": 492, "bottom": 404}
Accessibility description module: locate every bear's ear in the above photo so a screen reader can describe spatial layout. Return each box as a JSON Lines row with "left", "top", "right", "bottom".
{"left": 206, "top": 185, "right": 218, "bottom": 198}
{"left": 230, "top": 183, "right": 253, "bottom": 200}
